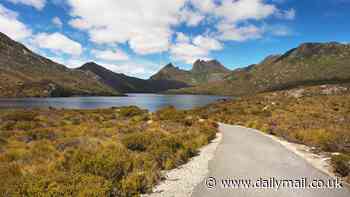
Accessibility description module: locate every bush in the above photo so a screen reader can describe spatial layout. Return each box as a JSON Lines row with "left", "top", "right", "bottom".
{"left": 332, "top": 154, "right": 350, "bottom": 177}
{"left": 0, "top": 163, "right": 23, "bottom": 195}
{"left": 3, "top": 111, "right": 38, "bottom": 122}
{"left": 26, "top": 128, "right": 57, "bottom": 141}
{"left": 118, "top": 106, "right": 147, "bottom": 117}
{"left": 20, "top": 173, "right": 112, "bottom": 197}
{"left": 154, "top": 106, "right": 186, "bottom": 121}
{"left": 0, "top": 107, "right": 219, "bottom": 196}
{"left": 118, "top": 171, "right": 151, "bottom": 196}
{"left": 294, "top": 129, "right": 336, "bottom": 151}
{"left": 61, "top": 144, "right": 132, "bottom": 180}
{"left": 121, "top": 131, "right": 165, "bottom": 152}
{"left": 13, "top": 121, "right": 38, "bottom": 130}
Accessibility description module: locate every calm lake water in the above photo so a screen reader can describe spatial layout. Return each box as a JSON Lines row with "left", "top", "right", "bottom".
{"left": 0, "top": 94, "right": 228, "bottom": 112}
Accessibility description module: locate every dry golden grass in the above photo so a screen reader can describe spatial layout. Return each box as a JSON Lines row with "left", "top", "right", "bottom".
{"left": 0, "top": 106, "right": 218, "bottom": 196}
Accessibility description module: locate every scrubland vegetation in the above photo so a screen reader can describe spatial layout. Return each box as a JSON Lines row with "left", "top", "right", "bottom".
{"left": 0, "top": 106, "right": 217, "bottom": 196}
{"left": 195, "top": 84, "right": 350, "bottom": 182}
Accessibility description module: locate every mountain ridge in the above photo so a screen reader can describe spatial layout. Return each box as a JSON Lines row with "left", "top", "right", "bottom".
{"left": 167, "top": 42, "right": 350, "bottom": 95}
{"left": 150, "top": 59, "right": 231, "bottom": 85}
{"left": 78, "top": 62, "right": 189, "bottom": 93}
{"left": 0, "top": 32, "right": 119, "bottom": 97}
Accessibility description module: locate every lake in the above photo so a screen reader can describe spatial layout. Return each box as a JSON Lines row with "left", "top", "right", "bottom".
{"left": 0, "top": 94, "right": 228, "bottom": 112}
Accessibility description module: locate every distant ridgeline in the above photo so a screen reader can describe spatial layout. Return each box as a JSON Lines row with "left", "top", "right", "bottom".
{"left": 167, "top": 42, "right": 350, "bottom": 96}
{"left": 1, "top": 30, "right": 350, "bottom": 97}
{"left": 0, "top": 32, "right": 119, "bottom": 97}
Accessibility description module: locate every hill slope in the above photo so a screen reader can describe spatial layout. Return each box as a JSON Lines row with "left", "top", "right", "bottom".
{"left": 0, "top": 32, "right": 119, "bottom": 97}
{"left": 150, "top": 60, "right": 231, "bottom": 85}
{"left": 78, "top": 62, "right": 189, "bottom": 93}
{"left": 169, "top": 42, "right": 350, "bottom": 95}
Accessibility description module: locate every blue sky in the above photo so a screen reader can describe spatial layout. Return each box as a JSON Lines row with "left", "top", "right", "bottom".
{"left": 0, "top": 0, "right": 349, "bottom": 79}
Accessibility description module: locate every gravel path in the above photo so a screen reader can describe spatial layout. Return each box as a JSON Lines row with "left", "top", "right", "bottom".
{"left": 142, "top": 132, "right": 222, "bottom": 197}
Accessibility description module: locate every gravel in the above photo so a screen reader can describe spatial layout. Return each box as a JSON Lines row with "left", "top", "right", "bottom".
{"left": 142, "top": 133, "right": 223, "bottom": 197}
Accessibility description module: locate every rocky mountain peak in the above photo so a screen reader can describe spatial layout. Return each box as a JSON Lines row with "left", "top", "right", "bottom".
{"left": 192, "top": 59, "right": 230, "bottom": 73}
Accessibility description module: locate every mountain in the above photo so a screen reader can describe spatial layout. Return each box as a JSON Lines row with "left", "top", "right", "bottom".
{"left": 78, "top": 62, "right": 188, "bottom": 93}
{"left": 168, "top": 42, "right": 350, "bottom": 96}
{"left": 0, "top": 32, "right": 119, "bottom": 97}
{"left": 150, "top": 59, "right": 231, "bottom": 85}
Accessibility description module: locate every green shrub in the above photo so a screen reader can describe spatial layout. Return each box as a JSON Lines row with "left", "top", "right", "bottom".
{"left": 26, "top": 128, "right": 57, "bottom": 141}
{"left": 14, "top": 121, "right": 38, "bottom": 130}
{"left": 118, "top": 106, "right": 147, "bottom": 117}
{"left": 19, "top": 173, "right": 112, "bottom": 197}
{"left": 121, "top": 131, "right": 165, "bottom": 152}
{"left": 332, "top": 154, "right": 350, "bottom": 177}
{"left": 155, "top": 106, "right": 186, "bottom": 121}
{"left": 119, "top": 171, "right": 151, "bottom": 196}
{"left": 0, "top": 107, "right": 219, "bottom": 196}
{"left": 62, "top": 144, "right": 132, "bottom": 180}
{"left": 4, "top": 148, "right": 31, "bottom": 162}
{"left": 3, "top": 111, "right": 38, "bottom": 122}
{"left": 294, "top": 129, "right": 336, "bottom": 151}
{"left": 0, "top": 163, "right": 23, "bottom": 195}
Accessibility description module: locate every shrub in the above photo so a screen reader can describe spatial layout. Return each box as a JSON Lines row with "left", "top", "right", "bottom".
{"left": 4, "top": 147, "right": 31, "bottom": 162}
{"left": 154, "top": 106, "right": 186, "bottom": 121}
{"left": 121, "top": 131, "right": 165, "bottom": 152}
{"left": 118, "top": 171, "right": 151, "bottom": 196}
{"left": 0, "top": 106, "right": 220, "bottom": 196}
{"left": 294, "top": 129, "right": 336, "bottom": 151}
{"left": 3, "top": 111, "right": 38, "bottom": 122}
{"left": 332, "top": 154, "right": 350, "bottom": 177}
{"left": 19, "top": 173, "right": 112, "bottom": 197}
{"left": 25, "top": 128, "right": 57, "bottom": 141}
{"left": 118, "top": 106, "right": 147, "bottom": 117}
{"left": 30, "top": 140, "right": 57, "bottom": 160}
{"left": 61, "top": 144, "right": 132, "bottom": 180}
{"left": 0, "top": 163, "right": 23, "bottom": 195}
{"left": 13, "top": 121, "right": 38, "bottom": 130}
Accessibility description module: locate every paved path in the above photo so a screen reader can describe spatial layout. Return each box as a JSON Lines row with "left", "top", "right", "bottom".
{"left": 192, "top": 123, "right": 350, "bottom": 197}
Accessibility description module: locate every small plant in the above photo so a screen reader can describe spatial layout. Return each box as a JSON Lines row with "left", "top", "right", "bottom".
{"left": 332, "top": 154, "right": 350, "bottom": 177}
{"left": 3, "top": 111, "right": 38, "bottom": 122}
{"left": 118, "top": 106, "right": 147, "bottom": 117}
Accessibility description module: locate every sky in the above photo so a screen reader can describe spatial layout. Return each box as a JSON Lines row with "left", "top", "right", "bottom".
{"left": 0, "top": 0, "right": 349, "bottom": 79}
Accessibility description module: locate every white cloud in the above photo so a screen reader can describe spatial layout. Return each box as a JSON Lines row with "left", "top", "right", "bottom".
{"left": 129, "top": 30, "right": 171, "bottom": 55}
{"left": 92, "top": 49, "right": 129, "bottom": 61}
{"left": 32, "top": 32, "right": 83, "bottom": 56}
{"left": 65, "top": 0, "right": 295, "bottom": 58}
{"left": 68, "top": 18, "right": 91, "bottom": 30}
{"left": 190, "top": 0, "right": 217, "bottom": 13}
{"left": 170, "top": 33, "right": 222, "bottom": 64}
{"left": 175, "top": 32, "right": 190, "bottom": 43}
{"left": 214, "top": 0, "right": 277, "bottom": 23}
{"left": 193, "top": 35, "right": 223, "bottom": 50}
{"left": 264, "top": 24, "right": 293, "bottom": 36}
{"left": 48, "top": 56, "right": 88, "bottom": 68}
{"left": 5, "top": 0, "right": 46, "bottom": 10}
{"left": 95, "top": 61, "right": 160, "bottom": 79}
{"left": 217, "top": 22, "right": 263, "bottom": 41}
{"left": 52, "top": 17, "right": 63, "bottom": 28}
{"left": 179, "top": 8, "right": 205, "bottom": 26}
{"left": 67, "top": 0, "right": 187, "bottom": 55}
{"left": 0, "top": 4, "right": 32, "bottom": 40}
{"left": 170, "top": 42, "right": 209, "bottom": 64}
{"left": 276, "top": 8, "right": 295, "bottom": 20}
